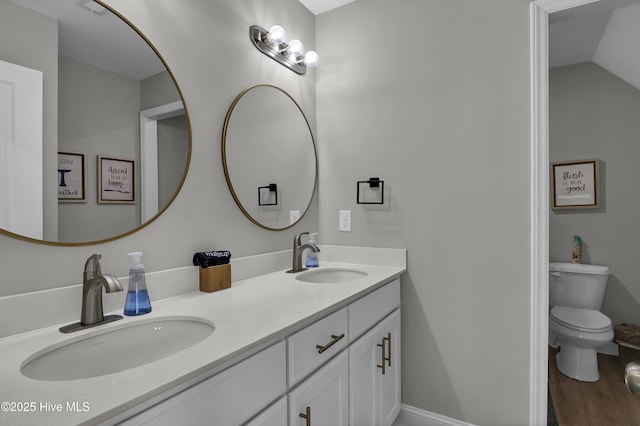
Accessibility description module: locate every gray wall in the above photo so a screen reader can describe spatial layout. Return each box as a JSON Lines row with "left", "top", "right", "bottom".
{"left": 316, "top": 1, "right": 531, "bottom": 425}
{"left": 157, "top": 115, "right": 189, "bottom": 208}
{"left": 550, "top": 62, "right": 640, "bottom": 326}
{"left": 58, "top": 56, "right": 141, "bottom": 242}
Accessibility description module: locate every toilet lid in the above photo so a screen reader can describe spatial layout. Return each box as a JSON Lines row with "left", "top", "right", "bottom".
{"left": 551, "top": 306, "right": 611, "bottom": 332}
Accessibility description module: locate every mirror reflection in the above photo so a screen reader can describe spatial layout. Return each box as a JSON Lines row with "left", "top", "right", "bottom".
{"left": 222, "top": 84, "right": 317, "bottom": 230}
{"left": 0, "top": 0, "right": 190, "bottom": 244}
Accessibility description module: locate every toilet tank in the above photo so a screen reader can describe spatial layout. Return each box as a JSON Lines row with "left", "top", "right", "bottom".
{"left": 549, "top": 262, "right": 610, "bottom": 310}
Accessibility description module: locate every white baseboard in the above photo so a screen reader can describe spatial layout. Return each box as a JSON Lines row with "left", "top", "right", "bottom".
{"left": 393, "top": 404, "right": 477, "bottom": 426}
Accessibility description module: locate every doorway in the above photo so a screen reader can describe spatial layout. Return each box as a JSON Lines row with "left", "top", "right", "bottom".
{"left": 530, "top": 0, "right": 621, "bottom": 423}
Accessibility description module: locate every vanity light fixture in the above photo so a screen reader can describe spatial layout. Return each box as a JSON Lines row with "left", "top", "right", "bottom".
{"left": 250, "top": 25, "right": 319, "bottom": 75}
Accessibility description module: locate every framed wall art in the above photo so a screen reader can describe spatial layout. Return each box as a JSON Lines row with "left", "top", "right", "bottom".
{"left": 98, "top": 156, "right": 135, "bottom": 204}
{"left": 551, "top": 159, "right": 600, "bottom": 209}
{"left": 58, "top": 152, "right": 86, "bottom": 202}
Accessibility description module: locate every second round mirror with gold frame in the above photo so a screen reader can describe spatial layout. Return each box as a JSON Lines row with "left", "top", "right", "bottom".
{"left": 222, "top": 84, "right": 317, "bottom": 231}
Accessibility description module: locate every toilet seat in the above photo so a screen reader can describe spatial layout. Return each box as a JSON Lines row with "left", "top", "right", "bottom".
{"left": 551, "top": 306, "right": 611, "bottom": 333}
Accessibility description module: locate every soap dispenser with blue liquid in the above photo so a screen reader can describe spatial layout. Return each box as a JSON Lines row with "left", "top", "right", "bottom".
{"left": 124, "top": 251, "right": 152, "bottom": 316}
{"left": 305, "top": 233, "right": 319, "bottom": 268}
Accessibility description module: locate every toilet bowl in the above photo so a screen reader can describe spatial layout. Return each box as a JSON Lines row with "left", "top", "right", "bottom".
{"left": 548, "top": 262, "right": 613, "bottom": 382}
{"left": 550, "top": 305, "right": 613, "bottom": 382}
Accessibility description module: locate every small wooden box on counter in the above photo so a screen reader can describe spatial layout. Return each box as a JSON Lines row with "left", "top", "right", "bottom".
{"left": 199, "top": 264, "right": 231, "bottom": 293}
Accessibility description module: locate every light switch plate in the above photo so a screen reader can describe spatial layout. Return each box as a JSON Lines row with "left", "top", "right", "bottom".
{"left": 290, "top": 210, "right": 301, "bottom": 224}
{"left": 339, "top": 210, "right": 351, "bottom": 232}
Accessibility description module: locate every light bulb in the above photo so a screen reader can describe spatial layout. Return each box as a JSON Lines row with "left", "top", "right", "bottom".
{"left": 304, "top": 51, "right": 319, "bottom": 68}
{"left": 268, "top": 25, "right": 286, "bottom": 44}
{"left": 288, "top": 39, "right": 304, "bottom": 57}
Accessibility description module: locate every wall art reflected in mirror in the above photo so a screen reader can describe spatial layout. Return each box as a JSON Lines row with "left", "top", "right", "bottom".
{"left": 222, "top": 84, "right": 317, "bottom": 231}
{"left": 0, "top": 0, "right": 191, "bottom": 245}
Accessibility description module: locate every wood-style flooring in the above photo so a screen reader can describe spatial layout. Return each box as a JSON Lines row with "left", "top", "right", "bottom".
{"left": 548, "top": 347, "right": 640, "bottom": 425}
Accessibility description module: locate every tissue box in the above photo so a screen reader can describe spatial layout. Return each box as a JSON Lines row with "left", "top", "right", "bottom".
{"left": 199, "top": 263, "right": 231, "bottom": 293}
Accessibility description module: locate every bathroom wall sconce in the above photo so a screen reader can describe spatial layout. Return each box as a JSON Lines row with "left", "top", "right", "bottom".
{"left": 250, "top": 25, "right": 319, "bottom": 75}
{"left": 357, "top": 178, "right": 384, "bottom": 205}
{"left": 258, "top": 183, "right": 278, "bottom": 206}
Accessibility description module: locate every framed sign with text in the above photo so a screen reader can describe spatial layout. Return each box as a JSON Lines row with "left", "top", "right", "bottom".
{"left": 58, "top": 152, "right": 86, "bottom": 202}
{"left": 551, "top": 159, "right": 600, "bottom": 209}
{"left": 98, "top": 156, "right": 135, "bottom": 204}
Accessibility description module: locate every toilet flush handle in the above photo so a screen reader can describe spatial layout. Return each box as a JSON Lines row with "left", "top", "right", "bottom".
{"left": 550, "top": 271, "right": 562, "bottom": 277}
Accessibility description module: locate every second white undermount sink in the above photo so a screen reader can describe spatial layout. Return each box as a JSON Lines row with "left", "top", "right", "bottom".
{"left": 295, "top": 268, "right": 368, "bottom": 283}
{"left": 21, "top": 316, "right": 215, "bottom": 381}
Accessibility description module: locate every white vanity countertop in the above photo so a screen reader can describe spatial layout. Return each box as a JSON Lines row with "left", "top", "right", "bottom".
{"left": 0, "top": 255, "right": 405, "bottom": 425}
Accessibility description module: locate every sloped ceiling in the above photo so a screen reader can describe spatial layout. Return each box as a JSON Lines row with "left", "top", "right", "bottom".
{"left": 298, "top": 0, "right": 355, "bottom": 15}
{"left": 550, "top": 0, "right": 640, "bottom": 90}
{"left": 9, "top": 0, "right": 166, "bottom": 80}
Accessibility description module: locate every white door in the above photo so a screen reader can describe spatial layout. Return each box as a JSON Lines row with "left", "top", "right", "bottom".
{"left": 289, "top": 350, "right": 349, "bottom": 426}
{"left": 350, "top": 309, "right": 402, "bottom": 426}
{"left": 379, "top": 309, "right": 401, "bottom": 426}
{"left": 0, "top": 59, "right": 43, "bottom": 239}
{"left": 349, "top": 324, "right": 380, "bottom": 425}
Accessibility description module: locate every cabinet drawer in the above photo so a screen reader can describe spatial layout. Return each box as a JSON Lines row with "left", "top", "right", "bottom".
{"left": 288, "top": 307, "right": 348, "bottom": 386}
{"left": 122, "top": 341, "right": 286, "bottom": 426}
{"left": 349, "top": 279, "right": 400, "bottom": 341}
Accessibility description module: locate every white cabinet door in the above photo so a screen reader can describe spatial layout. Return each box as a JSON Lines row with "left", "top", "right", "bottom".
{"left": 349, "top": 324, "right": 380, "bottom": 425}
{"left": 288, "top": 350, "right": 349, "bottom": 426}
{"left": 245, "top": 397, "right": 287, "bottom": 426}
{"left": 349, "top": 309, "right": 401, "bottom": 426}
{"left": 379, "top": 309, "right": 401, "bottom": 426}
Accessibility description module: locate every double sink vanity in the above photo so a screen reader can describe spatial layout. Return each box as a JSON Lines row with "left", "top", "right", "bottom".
{"left": 0, "top": 3, "right": 404, "bottom": 424}
{"left": 0, "top": 246, "right": 406, "bottom": 425}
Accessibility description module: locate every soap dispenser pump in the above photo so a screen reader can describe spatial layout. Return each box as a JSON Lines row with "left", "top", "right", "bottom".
{"left": 305, "top": 233, "right": 319, "bottom": 268}
{"left": 124, "top": 251, "right": 152, "bottom": 316}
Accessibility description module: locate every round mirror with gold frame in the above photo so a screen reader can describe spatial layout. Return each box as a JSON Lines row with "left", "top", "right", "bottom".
{"left": 0, "top": 0, "right": 191, "bottom": 246}
{"left": 222, "top": 84, "right": 317, "bottom": 231}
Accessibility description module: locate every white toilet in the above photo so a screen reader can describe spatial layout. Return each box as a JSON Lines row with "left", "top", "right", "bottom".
{"left": 549, "top": 262, "right": 613, "bottom": 382}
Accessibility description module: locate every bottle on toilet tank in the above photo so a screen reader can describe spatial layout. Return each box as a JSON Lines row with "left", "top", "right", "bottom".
{"left": 572, "top": 235, "right": 583, "bottom": 264}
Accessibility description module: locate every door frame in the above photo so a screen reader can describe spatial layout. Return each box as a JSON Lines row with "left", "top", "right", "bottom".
{"left": 529, "top": 0, "right": 599, "bottom": 423}
{"left": 139, "top": 100, "right": 184, "bottom": 223}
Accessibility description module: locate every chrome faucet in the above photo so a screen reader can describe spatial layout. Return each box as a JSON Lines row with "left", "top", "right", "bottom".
{"left": 287, "top": 232, "right": 320, "bottom": 273}
{"left": 60, "top": 253, "right": 123, "bottom": 333}
{"left": 81, "top": 253, "right": 123, "bottom": 325}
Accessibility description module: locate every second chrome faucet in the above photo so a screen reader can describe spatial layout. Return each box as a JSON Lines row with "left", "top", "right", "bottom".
{"left": 287, "top": 232, "right": 321, "bottom": 273}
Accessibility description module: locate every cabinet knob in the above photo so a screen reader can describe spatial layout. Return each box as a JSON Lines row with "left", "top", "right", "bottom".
{"left": 299, "top": 406, "right": 311, "bottom": 426}
{"left": 316, "top": 333, "right": 345, "bottom": 354}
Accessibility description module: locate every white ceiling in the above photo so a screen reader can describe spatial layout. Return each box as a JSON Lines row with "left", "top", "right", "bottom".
{"left": 9, "top": 0, "right": 164, "bottom": 80}
{"left": 298, "top": 0, "right": 355, "bottom": 15}
{"left": 8, "top": 0, "right": 355, "bottom": 80}
{"left": 550, "top": 0, "right": 640, "bottom": 90}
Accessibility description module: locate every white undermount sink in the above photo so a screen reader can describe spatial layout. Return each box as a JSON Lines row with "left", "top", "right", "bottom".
{"left": 295, "top": 268, "right": 368, "bottom": 283}
{"left": 21, "top": 316, "right": 215, "bottom": 381}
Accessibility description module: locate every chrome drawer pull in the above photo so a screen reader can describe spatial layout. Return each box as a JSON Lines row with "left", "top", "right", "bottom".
{"left": 316, "top": 333, "right": 345, "bottom": 354}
